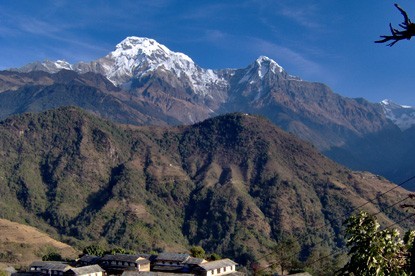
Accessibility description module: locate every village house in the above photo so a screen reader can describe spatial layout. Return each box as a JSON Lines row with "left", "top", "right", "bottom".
{"left": 25, "top": 253, "right": 241, "bottom": 276}
{"left": 99, "top": 254, "right": 150, "bottom": 274}
{"left": 40, "top": 263, "right": 73, "bottom": 276}
{"left": 64, "top": 265, "right": 105, "bottom": 276}
{"left": 29, "top": 261, "right": 54, "bottom": 273}
{"left": 77, "top": 255, "right": 101, "bottom": 267}
{"left": 28, "top": 261, "right": 73, "bottom": 276}
{"left": 152, "top": 253, "right": 208, "bottom": 273}
{"left": 181, "top": 257, "right": 207, "bottom": 272}
{"left": 195, "top": 259, "right": 237, "bottom": 276}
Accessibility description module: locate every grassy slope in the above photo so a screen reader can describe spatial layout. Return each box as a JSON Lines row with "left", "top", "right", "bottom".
{"left": 0, "top": 218, "right": 78, "bottom": 269}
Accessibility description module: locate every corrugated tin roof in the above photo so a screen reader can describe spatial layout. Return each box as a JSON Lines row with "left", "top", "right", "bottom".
{"left": 155, "top": 253, "right": 190, "bottom": 262}
{"left": 68, "top": 265, "right": 105, "bottom": 275}
{"left": 101, "top": 254, "right": 146, "bottom": 263}
{"left": 79, "top": 255, "right": 101, "bottom": 263}
{"left": 30, "top": 261, "right": 66, "bottom": 268}
{"left": 41, "top": 263, "right": 72, "bottom": 271}
{"left": 198, "top": 259, "right": 237, "bottom": 271}
{"left": 182, "top": 257, "right": 206, "bottom": 265}
{"left": 151, "top": 265, "right": 184, "bottom": 272}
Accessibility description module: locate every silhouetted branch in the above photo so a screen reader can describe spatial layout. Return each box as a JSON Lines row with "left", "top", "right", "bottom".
{"left": 375, "top": 4, "right": 415, "bottom": 46}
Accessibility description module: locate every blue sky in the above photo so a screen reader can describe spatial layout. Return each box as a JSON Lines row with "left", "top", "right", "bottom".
{"left": 1, "top": 0, "right": 415, "bottom": 105}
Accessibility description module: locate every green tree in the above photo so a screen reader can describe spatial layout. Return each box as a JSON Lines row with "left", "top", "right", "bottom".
{"left": 83, "top": 245, "right": 105, "bottom": 257}
{"left": 190, "top": 246, "right": 205, "bottom": 259}
{"left": 208, "top": 253, "right": 221, "bottom": 261}
{"left": 273, "top": 235, "right": 301, "bottom": 275}
{"left": 339, "top": 211, "right": 414, "bottom": 275}
{"left": 42, "top": 252, "right": 63, "bottom": 261}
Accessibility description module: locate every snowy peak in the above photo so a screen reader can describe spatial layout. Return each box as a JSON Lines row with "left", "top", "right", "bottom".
{"left": 94, "top": 36, "right": 199, "bottom": 85}
{"left": 113, "top": 36, "right": 193, "bottom": 63}
{"left": 381, "top": 99, "right": 415, "bottom": 130}
{"left": 238, "top": 56, "right": 287, "bottom": 85}
{"left": 255, "top": 56, "right": 284, "bottom": 77}
{"left": 14, "top": 60, "right": 72, "bottom": 74}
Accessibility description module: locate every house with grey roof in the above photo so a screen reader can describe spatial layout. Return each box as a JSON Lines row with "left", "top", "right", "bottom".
{"left": 195, "top": 259, "right": 237, "bottom": 276}
{"left": 64, "top": 265, "right": 105, "bottom": 276}
{"left": 40, "top": 263, "right": 72, "bottom": 276}
{"left": 77, "top": 255, "right": 101, "bottom": 267}
{"left": 99, "top": 254, "right": 150, "bottom": 274}
{"left": 152, "top": 253, "right": 207, "bottom": 273}
{"left": 29, "top": 261, "right": 56, "bottom": 273}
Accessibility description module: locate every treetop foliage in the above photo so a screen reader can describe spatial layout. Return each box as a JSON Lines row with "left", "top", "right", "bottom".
{"left": 339, "top": 211, "right": 414, "bottom": 275}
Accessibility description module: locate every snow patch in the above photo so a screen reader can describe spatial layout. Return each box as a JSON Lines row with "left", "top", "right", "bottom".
{"left": 381, "top": 99, "right": 415, "bottom": 130}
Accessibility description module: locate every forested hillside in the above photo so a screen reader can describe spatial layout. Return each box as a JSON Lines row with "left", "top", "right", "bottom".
{"left": 0, "top": 107, "right": 410, "bottom": 267}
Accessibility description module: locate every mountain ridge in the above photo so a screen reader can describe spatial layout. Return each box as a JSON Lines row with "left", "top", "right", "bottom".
{"left": 0, "top": 107, "right": 411, "bottom": 266}
{"left": 5, "top": 36, "right": 415, "bottom": 188}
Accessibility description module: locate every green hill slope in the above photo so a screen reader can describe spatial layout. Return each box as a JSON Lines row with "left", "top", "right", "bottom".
{"left": 0, "top": 107, "right": 410, "bottom": 266}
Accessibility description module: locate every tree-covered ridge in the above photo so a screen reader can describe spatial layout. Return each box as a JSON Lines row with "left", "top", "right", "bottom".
{"left": 0, "top": 107, "right": 411, "bottom": 270}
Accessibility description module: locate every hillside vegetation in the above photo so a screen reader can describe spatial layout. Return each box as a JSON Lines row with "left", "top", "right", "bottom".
{"left": 0, "top": 107, "right": 411, "bottom": 267}
{"left": 0, "top": 218, "right": 78, "bottom": 268}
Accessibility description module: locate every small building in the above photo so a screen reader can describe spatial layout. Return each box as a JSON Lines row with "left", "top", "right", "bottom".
{"left": 64, "top": 265, "right": 105, "bottom": 276}
{"left": 29, "top": 261, "right": 54, "bottom": 273}
{"left": 77, "top": 255, "right": 101, "bottom": 267}
{"left": 152, "top": 253, "right": 191, "bottom": 273}
{"left": 28, "top": 262, "right": 72, "bottom": 276}
{"left": 40, "top": 263, "right": 72, "bottom": 276}
{"left": 99, "top": 254, "right": 150, "bottom": 274}
{"left": 196, "top": 259, "right": 237, "bottom": 276}
{"left": 182, "top": 257, "right": 207, "bottom": 272}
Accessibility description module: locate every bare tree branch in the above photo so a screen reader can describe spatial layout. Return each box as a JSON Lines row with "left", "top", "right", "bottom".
{"left": 375, "top": 4, "right": 415, "bottom": 46}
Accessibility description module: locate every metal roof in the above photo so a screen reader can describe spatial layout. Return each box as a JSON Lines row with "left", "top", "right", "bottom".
{"left": 197, "top": 259, "right": 237, "bottom": 271}
{"left": 78, "top": 255, "right": 101, "bottom": 263}
{"left": 30, "top": 261, "right": 67, "bottom": 268}
{"left": 68, "top": 265, "right": 105, "bottom": 275}
{"left": 101, "top": 254, "right": 148, "bottom": 263}
{"left": 182, "top": 257, "right": 206, "bottom": 265}
{"left": 155, "top": 253, "right": 190, "bottom": 262}
{"left": 41, "top": 263, "right": 72, "bottom": 271}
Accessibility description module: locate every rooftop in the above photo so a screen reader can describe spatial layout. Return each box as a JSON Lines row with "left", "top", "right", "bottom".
{"left": 155, "top": 253, "right": 190, "bottom": 262}
{"left": 101, "top": 254, "right": 148, "bottom": 263}
{"left": 68, "top": 265, "right": 105, "bottom": 275}
{"left": 198, "top": 259, "right": 237, "bottom": 271}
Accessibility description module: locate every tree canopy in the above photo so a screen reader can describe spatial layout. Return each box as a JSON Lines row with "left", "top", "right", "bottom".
{"left": 339, "top": 211, "right": 414, "bottom": 275}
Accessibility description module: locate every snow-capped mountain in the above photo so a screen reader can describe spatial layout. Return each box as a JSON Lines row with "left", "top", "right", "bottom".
{"left": 78, "top": 37, "right": 229, "bottom": 95}
{"left": 16, "top": 37, "right": 231, "bottom": 101}
{"left": 15, "top": 59, "right": 73, "bottom": 73}
{"left": 8, "top": 36, "right": 389, "bottom": 145}
{"left": 5, "top": 35, "right": 415, "bottom": 186}
{"left": 380, "top": 99, "right": 415, "bottom": 130}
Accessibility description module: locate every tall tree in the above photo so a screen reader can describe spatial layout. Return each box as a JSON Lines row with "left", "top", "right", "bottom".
{"left": 339, "top": 211, "right": 414, "bottom": 275}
